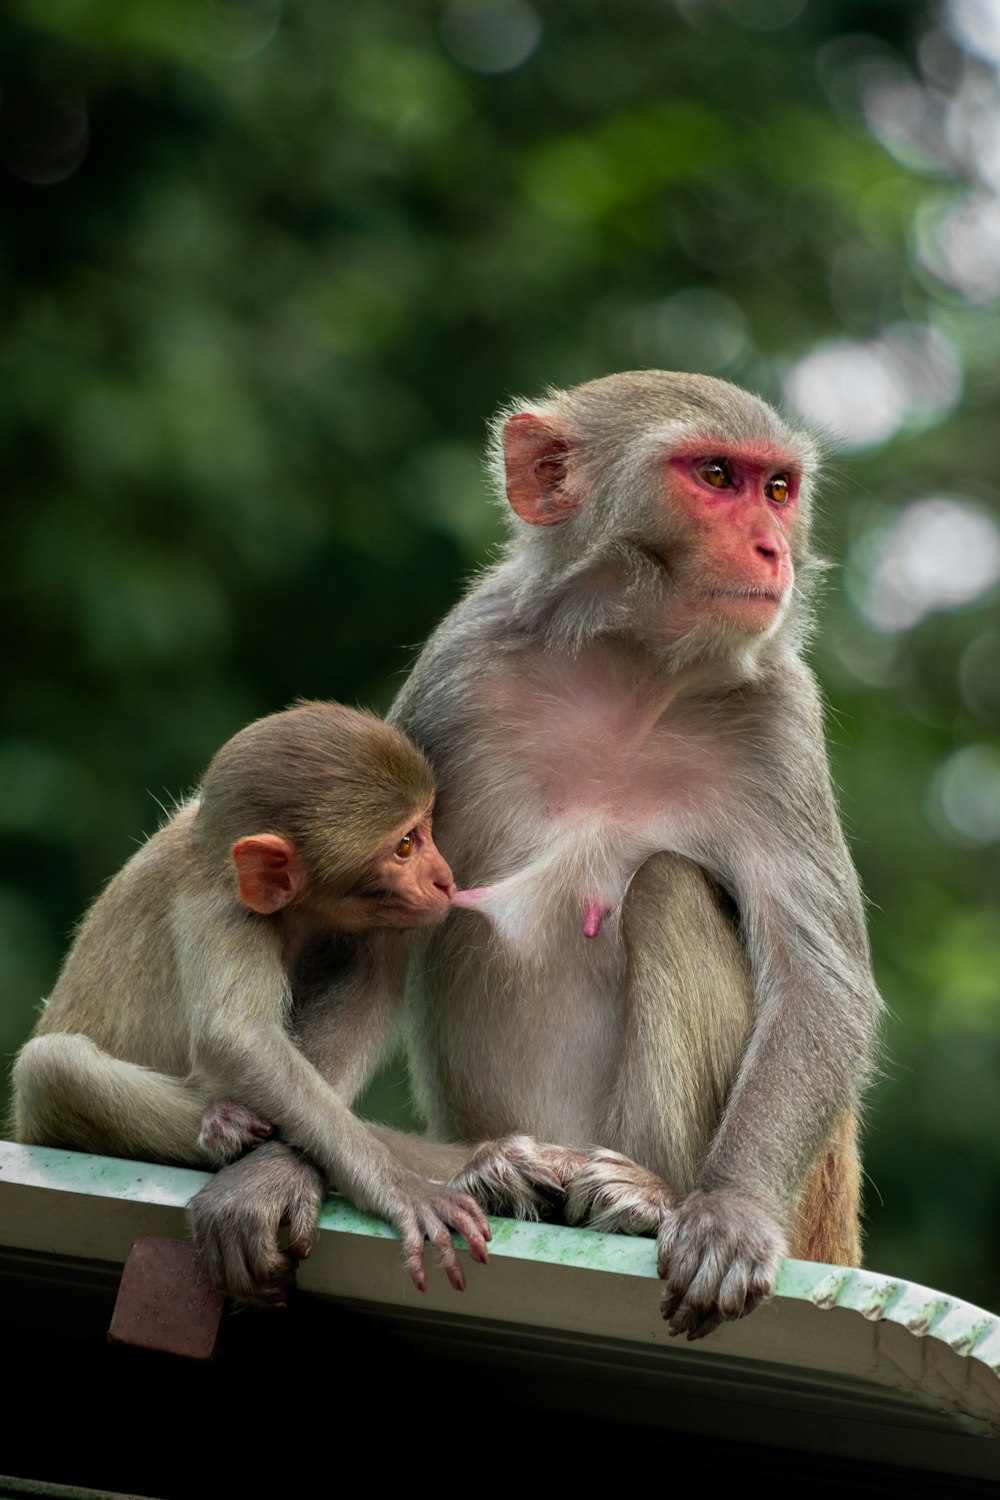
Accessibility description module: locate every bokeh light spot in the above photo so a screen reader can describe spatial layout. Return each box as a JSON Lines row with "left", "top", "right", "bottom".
{"left": 945, "top": 0, "right": 1000, "bottom": 68}
{"left": 783, "top": 325, "right": 961, "bottom": 451}
{"left": 785, "top": 341, "right": 904, "bottom": 450}
{"left": 0, "top": 88, "right": 88, "bottom": 186}
{"left": 440, "top": 0, "right": 542, "bottom": 75}
{"left": 930, "top": 744, "right": 1000, "bottom": 845}
{"left": 916, "top": 191, "right": 1000, "bottom": 304}
{"left": 194, "top": 0, "right": 282, "bottom": 60}
{"left": 847, "top": 498, "right": 1000, "bottom": 634}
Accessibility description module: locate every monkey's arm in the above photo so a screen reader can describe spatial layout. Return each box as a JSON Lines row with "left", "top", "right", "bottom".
{"left": 660, "top": 712, "right": 881, "bottom": 1339}
{"left": 189, "top": 932, "right": 567, "bottom": 1302}
{"left": 179, "top": 905, "right": 489, "bottom": 1292}
{"left": 294, "top": 936, "right": 596, "bottom": 1220}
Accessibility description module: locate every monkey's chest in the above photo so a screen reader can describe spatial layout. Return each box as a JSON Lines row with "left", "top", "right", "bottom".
{"left": 473, "top": 650, "right": 722, "bottom": 837}
{"left": 446, "top": 655, "right": 734, "bottom": 959}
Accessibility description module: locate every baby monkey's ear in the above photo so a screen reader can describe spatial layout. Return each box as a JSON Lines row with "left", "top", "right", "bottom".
{"left": 232, "top": 834, "right": 302, "bottom": 914}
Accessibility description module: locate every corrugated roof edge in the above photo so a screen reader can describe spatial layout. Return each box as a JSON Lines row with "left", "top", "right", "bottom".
{"left": 2, "top": 1138, "right": 997, "bottom": 1382}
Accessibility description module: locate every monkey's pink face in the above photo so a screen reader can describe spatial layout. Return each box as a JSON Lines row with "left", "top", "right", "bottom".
{"left": 662, "top": 441, "right": 801, "bottom": 635}
{"left": 366, "top": 813, "right": 456, "bottom": 929}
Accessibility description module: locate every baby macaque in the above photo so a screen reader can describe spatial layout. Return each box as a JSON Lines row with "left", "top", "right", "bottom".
{"left": 12, "top": 702, "right": 492, "bottom": 1292}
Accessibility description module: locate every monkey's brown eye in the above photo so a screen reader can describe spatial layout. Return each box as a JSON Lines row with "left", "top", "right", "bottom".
{"left": 698, "top": 459, "right": 732, "bottom": 489}
{"left": 766, "top": 475, "right": 789, "bottom": 504}
{"left": 396, "top": 833, "right": 415, "bottom": 859}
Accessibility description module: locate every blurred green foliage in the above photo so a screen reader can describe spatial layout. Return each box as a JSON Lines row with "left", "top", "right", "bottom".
{"left": 2, "top": 0, "right": 998, "bottom": 1310}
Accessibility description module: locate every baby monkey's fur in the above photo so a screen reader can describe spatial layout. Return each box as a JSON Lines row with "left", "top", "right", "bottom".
{"left": 12, "top": 702, "right": 499, "bottom": 1294}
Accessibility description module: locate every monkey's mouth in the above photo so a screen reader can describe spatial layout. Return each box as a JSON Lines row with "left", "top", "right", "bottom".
{"left": 378, "top": 890, "right": 453, "bottom": 926}
{"left": 709, "top": 588, "right": 783, "bottom": 604}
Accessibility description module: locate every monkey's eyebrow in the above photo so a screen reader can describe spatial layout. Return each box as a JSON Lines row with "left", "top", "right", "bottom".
{"left": 669, "top": 439, "right": 802, "bottom": 473}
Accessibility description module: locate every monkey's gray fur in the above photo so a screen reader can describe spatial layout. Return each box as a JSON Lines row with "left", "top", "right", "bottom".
{"left": 193, "top": 371, "right": 881, "bottom": 1336}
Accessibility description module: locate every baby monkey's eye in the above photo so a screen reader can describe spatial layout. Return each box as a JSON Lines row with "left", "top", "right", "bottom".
{"left": 395, "top": 833, "right": 415, "bottom": 859}
{"left": 765, "top": 475, "right": 789, "bottom": 504}
{"left": 698, "top": 459, "right": 732, "bottom": 489}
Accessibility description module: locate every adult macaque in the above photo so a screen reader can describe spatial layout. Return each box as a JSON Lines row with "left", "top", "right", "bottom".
{"left": 13, "top": 702, "right": 508, "bottom": 1294}
{"left": 192, "top": 372, "right": 883, "bottom": 1338}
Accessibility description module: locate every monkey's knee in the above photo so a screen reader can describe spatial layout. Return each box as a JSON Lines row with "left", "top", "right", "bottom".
{"left": 13, "top": 1033, "right": 206, "bottom": 1164}
{"left": 11, "top": 1032, "right": 103, "bottom": 1143}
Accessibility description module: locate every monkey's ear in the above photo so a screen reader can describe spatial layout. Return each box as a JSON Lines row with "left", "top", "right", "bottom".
{"left": 232, "top": 835, "right": 302, "bottom": 914}
{"left": 503, "top": 412, "right": 578, "bottom": 526}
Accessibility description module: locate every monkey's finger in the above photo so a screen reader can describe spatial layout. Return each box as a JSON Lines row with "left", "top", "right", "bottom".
{"left": 661, "top": 1273, "right": 722, "bottom": 1339}
{"left": 401, "top": 1224, "right": 430, "bottom": 1292}
{"left": 512, "top": 1140, "right": 574, "bottom": 1193}
{"left": 233, "top": 1245, "right": 297, "bottom": 1304}
{"left": 668, "top": 1243, "right": 775, "bottom": 1338}
{"left": 284, "top": 1192, "right": 321, "bottom": 1262}
{"left": 443, "top": 1207, "right": 490, "bottom": 1265}
{"left": 449, "top": 1192, "right": 491, "bottom": 1243}
{"left": 423, "top": 1215, "right": 468, "bottom": 1291}
{"left": 658, "top": 1229, "right": 702, "bottom": 1289}
{"left": 660, "top": 1243, "right": 713, "bottom": 1325}
{"left": 525, "top": 1163, "right": 564, "bottom": 1193}
{"left": 213, "top": 1238, "right": 297, "bottom": 1308}
{"left": 678, "top": 1304, "right": 724, "bottom": 1341}
{"left": 718, "top": 1258, "right": 774, "bottom": 1322}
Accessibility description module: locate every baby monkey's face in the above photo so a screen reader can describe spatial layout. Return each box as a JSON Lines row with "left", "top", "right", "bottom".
{"left": 324, "top": 802, "right": 456, "bottom": 932}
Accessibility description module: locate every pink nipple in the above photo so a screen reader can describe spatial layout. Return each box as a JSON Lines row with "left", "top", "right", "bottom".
{"left": 451, "top": 887, "right": 488, "bottom": 911}
{"left": 583, "top": 896, "right": 607, "bottom": 939}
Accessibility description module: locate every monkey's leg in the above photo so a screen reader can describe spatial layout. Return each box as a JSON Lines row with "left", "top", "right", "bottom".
{"left": 610, "top": 855, "right": 863, "bottom": 1329}
{"left": 602, "top": 853, "right": 754, "bottom": 1209}
{"left": 562, "top": 853, "right": 784, "bottom": 1331}
{"left": 788, "top": 1107, "right": 862, "bottom": 1267}
{"left": 13, "top": 1032, "right": 209, "bottom": 1167}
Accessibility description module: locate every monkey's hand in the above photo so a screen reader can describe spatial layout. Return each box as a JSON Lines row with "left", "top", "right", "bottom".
{"left": 198, "top": 1097, "right": 274, "bottom": 1163}
{"left": 188, "top": 1141, "right": 324, "bottom": 1308}
{"left": 447, "top": 1134, "right": 585, "bottom": 1219}
{"left": 563, "top": 1149, "right": 676, "bottom": 1235}
{"left": 392, "top": 1180, "right": 491, "bottom": 1293}
{"left": 657, "top": 1188, "right": 786, "bottom": 1341}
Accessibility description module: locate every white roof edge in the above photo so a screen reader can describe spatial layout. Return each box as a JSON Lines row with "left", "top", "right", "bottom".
{"left": 1, "top": 1139, "right": 998, "bottom": 1472}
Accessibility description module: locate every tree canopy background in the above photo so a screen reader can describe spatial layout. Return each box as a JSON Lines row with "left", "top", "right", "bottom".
{"left": 2, "top": 0, "right": 999, "bottom": 1312}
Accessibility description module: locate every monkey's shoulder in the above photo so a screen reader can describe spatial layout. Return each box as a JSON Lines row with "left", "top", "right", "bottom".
{"left": 36, "top": 805, "right": 204, "bottom": 1047}
{"left": 391, "top": 567, "right": 527, "bottom": 734}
